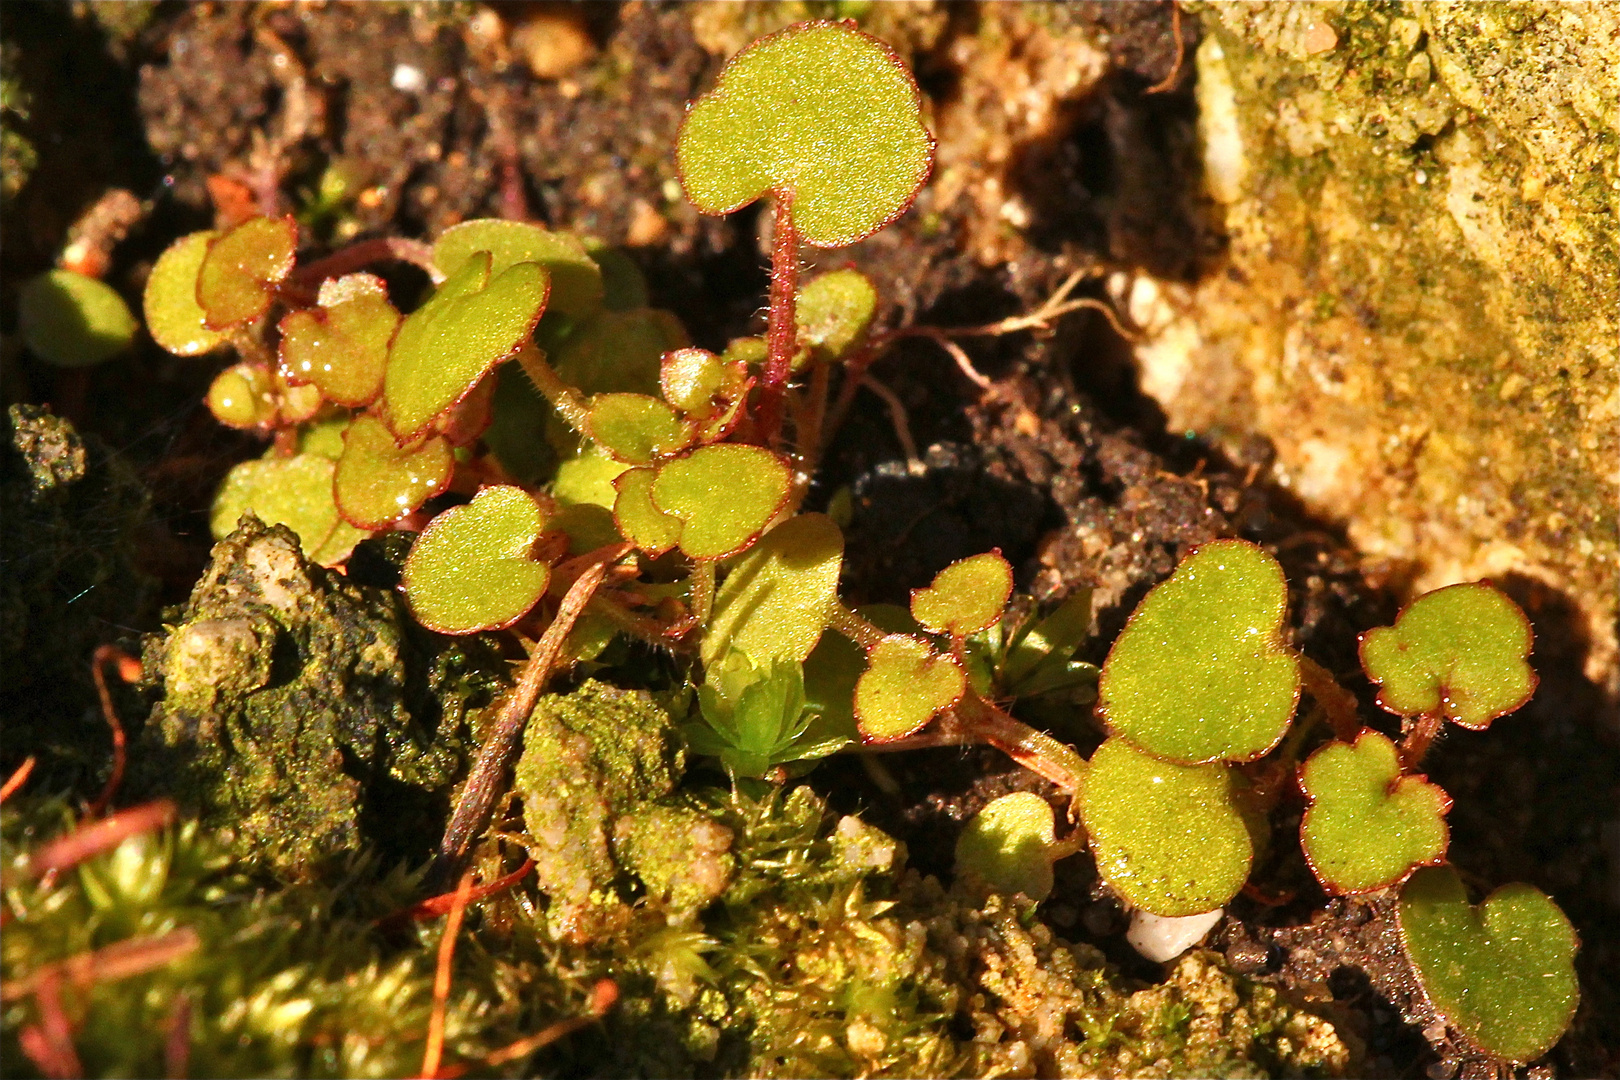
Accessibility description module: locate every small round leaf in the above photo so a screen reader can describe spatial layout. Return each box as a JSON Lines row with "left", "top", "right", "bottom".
{"left": 384, "top": 251, "right": 550, "bottom": 440}
{"left": 910, "top": 551, "right": 1013, "bottom": 638}
{"left": 650, "top": 444, "right": 791, "bottom": 561}
{"left": 1299, "top": 730, "right": 1450, "bottom": 894}
{"left": 677, "top": 20, "right": 934, "bottom": 248}
{"left": 403, "top": 486, "right": 551, "bottom": 634}
{"left": 432, "top": 219, "right": 603, "bottom": 319}
{"left": 19, "top": 269, "right": 137, "bottom": 367}
{"left": 196, "top": 215, "right": 298, "bottom": 329}
{"left": 333, "top": 415, "right": 453, "bottom": 529}
{"left": 211, "top": 453, "right": 369, "bottom": 566}
{"left": 278, "top": 273, "right": 399, "bottom": 406}
{"left": 854, "top": 634, "right": 966, "bottom": 742}
{"left": 797, "top": 268, "right": 877, "bottom": 362}
{"left": 1081, "top": 737, "right": 1253, "bottom": 917}
{"left": 144, "top": 230, "right": 228, "bottom": 356}
{"left": 585, "top": 393, "right": 693, "bottom": 465}
{"left": 703, "top": 512, "right": 844, "bottom": 668}
{"left": 1360, "top": 582, "right": 1536, "bottom": 730}
{"left": 1398, "top": 866, "right": 1579, "bottom": 1063}
{"left": 206, "top": 363, "right": 278, "bottom": 430}
{"left": 955, "top": 792, "right": 1061, "bottom": 901}
{"left": 1097, "top": 539, "right": 1300, "bottom": 764}
{"left": 612, "top": 465, "right": 682, "bottom": 556}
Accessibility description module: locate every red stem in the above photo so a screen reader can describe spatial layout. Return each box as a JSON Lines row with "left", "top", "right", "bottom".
{"left": 758, "top": 193, "right": 800, "bottom": 447}
{"left": 1399, "top": 713, "right": 1443, "bottom": 771}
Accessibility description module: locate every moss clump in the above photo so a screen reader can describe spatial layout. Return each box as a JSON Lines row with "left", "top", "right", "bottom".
{"left": 0, "top": 404, "right": 153, "bottom": 785}
{"left": 135, "top": 517, "right": 497, "bottom": 876}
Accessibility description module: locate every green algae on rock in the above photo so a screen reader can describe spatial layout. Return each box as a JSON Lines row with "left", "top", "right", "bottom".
{"left": 136, "top": 517, "right": 489, "bottom": 875}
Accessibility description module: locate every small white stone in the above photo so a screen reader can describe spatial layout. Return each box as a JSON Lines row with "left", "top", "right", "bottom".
{"left": 391, "top": 63, "right": 426, "bottom": 93}
{"left": 1126, "top": 907, "right": 1224, "bottom": 963}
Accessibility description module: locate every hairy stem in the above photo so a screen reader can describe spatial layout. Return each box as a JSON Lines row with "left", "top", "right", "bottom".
{"left": 757, "top": 193, "right": 800, "bottom": 447}
{"left": 1298, "top": 655, "right": 1361, "bottom": 741}
{"left": 827, "top": 600, "right": 887, "bottom": 651}
{"left": 953, "top": 692, "right": 1089, "bottom": 799}
{"left": 1399, "top": 712, "right": 1444, "bottom": 771}
{"left": 286, "top": 236, "right": 443, "bottom": 289}
{"left": 515, "top": 343, "right": 590, "bottom": 431}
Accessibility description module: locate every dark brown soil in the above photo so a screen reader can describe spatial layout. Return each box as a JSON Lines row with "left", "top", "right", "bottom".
{"left": 3, "top": 3, "right": 1614, "bottom": 1078}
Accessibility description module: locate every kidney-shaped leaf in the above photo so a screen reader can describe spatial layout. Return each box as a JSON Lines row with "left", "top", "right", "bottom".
{"left": 1360, "top": 582, "right": 1536, "bottom": 731}
{"left": 1097, "top": 539, "right": 1299, "bottom": 764}
{"left": 384, "top": 251, "right": 550, "bottom": 440}
{"left": 585, "top": 393, "right": 693, "bottom": 465}
{"left": 211, "top": 453, "right": 369, "bottom": 567}
{"left": 403, "top": 486, "right": 551, "bottom": 635}
{"left": 911, "top": 551, "right": 1013, "bottom": 639}
{"left": 650, "top": 444, "right": 791, "bottom": 561}
{"left": 1398, "top": 866, "right": 1578, "bottom": 1063}
{"left": 205, "top": 363, "right": 278, "bottom": 430}
{"left": 1299, "top": 730, "right": 1449, "bottom": 894}
{"left": 703, "top": 512, "right": 844, "bottom": 667}
{"left": 854, "top": 634, "right": 965, "bottom": 742}
{"left": 612, "top": 465, "right": 682, "bottom": 556}
{"left": 677, "top": 20, "right": 934, "bottom": 248}
{"left": 279, "top": 273, "right": 399, "bottom": 406}
{"left": 955, "top": 792, "right": 1061, "bottom": 901}
{"left": 1081, "top": 737, "right": 1252, "bottom": 917}
{"left": 432, "top": 219, "right": 603, "bottom": 319}
{"left": 196, "top": 215, "right": 298, "bottom": 329}
{"left": 333, "top": 415, "right": 453, "bottom": 529}
{"left": 144, "top": 230, "right": 228, "bottom": 356}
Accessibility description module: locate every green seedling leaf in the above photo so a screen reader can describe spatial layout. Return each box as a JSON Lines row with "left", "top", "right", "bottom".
{"left": 650, "top": 444, "right": 792, "bottom": 561}
{"left": 1398, "top": 866, "right": 1579, "bottom": 1063}
{"left": 1360, "top": 582, "right": 1536, "bottom": 730}
{"left": 196, "top": 215, "right": 298, "bottom": 329}
{"left": 144, "top": 230, "right": 228, "bottom": 355}
{"left": 1299, "top": 730, "right": 1449, "bottom": 894}
{"left": 19, "top": 269, "right": 137, "bottom": 366}
{"left": 911, "top": 551, "right": 1013, "bottom": 639}
{"left": 612, "top": 465, "right": 682, "bottom": 555}
{"left": 854, "top": 634, "right": 966, "bottom": 742}
{"left": 206, "top": 363, "right": 278, "bottom": 430}
{"left": 433, "top": 219, "right": 603, "bottom": 319}
{"left": 333, "top": 414, "right": 453, "bottom": 529}
{"left": 1097, "top": 539, "right": 1300, "bottom": 764}
{"left": 955, "top": 792, "right": 1063, "bottom": 901}
{"left": 704, "top": 513, "right": 844, "bottom": 668}
{"left": 296, "top": 414, "right": 351, "bottom": 460}
{"left": 554, "top": 445, "right": 630, "bottom": 510}
{"left": 585, "top": 393, "right": 693, "bottom": 465}
{"left": 688, "top": 652, "right": 837, "bottom": 778}
{"left": 582, "top": 238, "right": 649, "bottom": 311}
{"left": 403, "top": 485, "right": 551, "bottom": 634}
{"left": 999, "top": 588, "right": 1099, "bottom": 699}
{"left": 1081, "top": 737, "right": 1253, "bottom": 917}
{"left": 660, "top": 347, "right": 750, "bottom": 424}
{"left": 484, "top": 357, "right": 560, "bottom": 486}
{"left": 384, "top": 250, "right": 550, "bottom": 440}
{"left": 278, "top": 273, "right": 399, "bottom": 406}
{"left": 211, "top": 453, "right": 369, "bottom": 566}
{"left": 797, "top": 268, "right": 877, "bottom": 362}
{"left": 677, "top": 20, "right": 934, "bottom": 248}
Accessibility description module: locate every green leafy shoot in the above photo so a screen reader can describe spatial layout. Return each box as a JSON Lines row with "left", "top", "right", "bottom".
{"left": 1081, "top": 737, "right": 1252, "bottom": 917}
{"left": 1096, "top": 539, "right": 1300, "bottom": 764}
{"left": 332, "top": 414, "right": 453, "bottom": 529}
{"left": 1298, "top": 730, "right": 1449, "bottom": 894}
{"left": 278, "top": 272, "right": 399, "bottom": 407}
{"left": 1398, "top": 866, "right": 1579, "bottom": 1063}
{"left": 1360, "top": 582, "right": 1536, "bottom": 730}
{"left": 954, "top": 792, "right": 1075, "bottom": 901}
{"left": 402, "top": 485, "right": 551, "bottom": 634}
{"left": 383, "top": 251, "right": 550, "bottom": 440}
{"left": 204, "top": 363, "right": 279, "bottom": 430}
{"left": 196, "top": 215, "right": 298, "bottom": 329}
{"left": 677, "top": 20, "right": 934, "bottom": 248}
{"left": 432, "top": 219, "right": 603, "bottom": 319}
{"left": 686, "top": 651, "right": 843, "bottom": 778}
{"left": 143, "top": 230, "right": 227, "bottom": 355}
{"left": 19, "top": 269, "right": 137, "bottom": 367}
{"left": 992, "top": 588, "right": 1098, "bottom": 699}
{"left": 911, "top": 551, "right": 1013, "bottom": 639}
{"left": 704, "top": 513, "right": 844, "bottom": 668}
{"left": 854, "top": 634, "right": 966, "bottom": 742}
{"left": 797, "top": 268, "right": 877, "bottom": 365}
{"left": 649, "top": 444, "right": 792, "bottom": 561}
{"left": 210, "top": 454, "right": 369, "bottom": 567}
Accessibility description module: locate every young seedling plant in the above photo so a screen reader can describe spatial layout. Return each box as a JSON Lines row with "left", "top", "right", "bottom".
{"left": 137, "top": 17, "right": 1580, "bottom": 1069}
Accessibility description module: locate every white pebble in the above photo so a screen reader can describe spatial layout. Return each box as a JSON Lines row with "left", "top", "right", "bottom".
{"left": 392, "top": 63, "right": 426, "bottom": 93}
{"left": 1126, "top": 907, "right": 1224, "bottom": 963}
